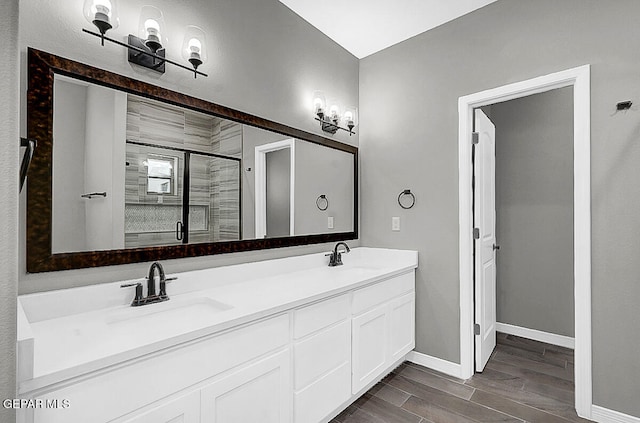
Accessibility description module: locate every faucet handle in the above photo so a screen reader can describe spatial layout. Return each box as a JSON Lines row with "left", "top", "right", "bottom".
{"left": 120, "top": 282, "right": 144, "bottom": 306}
{"left": 159, "top": 276, "right": 178, "bottom": 298}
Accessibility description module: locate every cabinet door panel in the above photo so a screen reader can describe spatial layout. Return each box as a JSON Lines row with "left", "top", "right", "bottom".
{"left": 122, "top": 391, "right": 199, "bottom": 423}
{"left": 389, "top": 292, "right": 415, "bottom": 362}
{"left": 351, "top": 305, "right": 387, "bottom": 394}
{"left": 201, "top": 350, "right": 291, "bottom": 423}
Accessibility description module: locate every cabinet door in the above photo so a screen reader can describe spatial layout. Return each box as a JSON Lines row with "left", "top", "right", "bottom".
{"left": 388, "top": 292, "right": 415, "bottom": 363}
{"left": 201, "top": 349, "right": 291, "bottom": 423}
{"left": 122, "top": 391, "right": 199, "bottom": 423}
{"left": 351, "top": 304, "right": 388, "bottom": 394}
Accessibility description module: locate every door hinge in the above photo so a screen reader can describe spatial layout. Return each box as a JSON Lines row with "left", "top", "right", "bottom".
{"left": 473, "top": 228, "right": 480, "bottom": 239}
{"left": 474, "top": 323, "right": 480, "bottom": 335}
{"left": 472, "top": 132, "right": 479, "bottom": 145}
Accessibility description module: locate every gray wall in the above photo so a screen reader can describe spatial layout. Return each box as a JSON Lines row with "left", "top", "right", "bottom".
{"left": 359, "top": 0, "right": 640, "bottom": 416}
{"left": 0, "top": 0, "right": 19, "bottom": 421}
{"left": 295, "top": 142, "right": 354, "bottom": 235}
{"left": 18, "top": 0, "right": 359, "bottom": 294}
{"left": 491, "top": 88, "right": 574, "bottom": 337}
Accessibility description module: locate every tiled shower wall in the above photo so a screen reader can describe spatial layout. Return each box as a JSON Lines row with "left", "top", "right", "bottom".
{"left": 125, "top": 95, "right": 241, "bottom": 248}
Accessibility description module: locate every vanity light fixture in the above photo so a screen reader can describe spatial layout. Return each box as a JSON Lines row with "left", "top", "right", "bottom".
{"left": 82, "top": 0, "right": 208, "bottom": 78}
{"left": 182, "top": 26, "right": 207, "bottom": 74}
{"left": 312, "top": 91, "right": 356, "bottom": 136}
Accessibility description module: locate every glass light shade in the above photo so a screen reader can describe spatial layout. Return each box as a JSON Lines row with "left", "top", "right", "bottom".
{"left": 83, "top": 0, "right": 119, "bottom": 34}
{"left": 181, "top": 26, "right": 208, "bottom": 69}
{"left": 344, "top": 106, "right": 358, "bottom": 128}
{"left": 328, "top": 100, "right": 342, "bottom": 122}
{"left": 312, "top": 91, "right": 326, "bottom": 116}
{"left": 138, "top": 5, "right": 166, "bottom": 52}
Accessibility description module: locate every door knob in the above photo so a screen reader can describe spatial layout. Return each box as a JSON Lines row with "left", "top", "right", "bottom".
{"left": 493, "top": 244, "right": 500, "bottom": 250}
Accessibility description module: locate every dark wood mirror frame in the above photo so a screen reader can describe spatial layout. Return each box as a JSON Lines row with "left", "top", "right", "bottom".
{"left": 26, "top": 48, "right": 358, "bottom": 273}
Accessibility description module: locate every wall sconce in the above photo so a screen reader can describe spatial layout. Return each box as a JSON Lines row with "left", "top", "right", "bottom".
{"left": 182, "top": 26, "right": 207, "bottom": 73}
{"left": 82, "top": 0, "right": 208, "bottom": 78}
{"left": 312, "top": 91, "right": 356, "bottom": 136}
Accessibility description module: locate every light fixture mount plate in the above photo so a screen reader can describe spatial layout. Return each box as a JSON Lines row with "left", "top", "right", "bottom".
{"left": 127, "top": 34, "right": 166, "bottom": 73}
{"left": 320, "top": 118, "right": 339, "bottom": 134}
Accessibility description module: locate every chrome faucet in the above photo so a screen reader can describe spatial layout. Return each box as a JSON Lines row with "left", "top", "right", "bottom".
{"left": 327, "top": 242, "right": 351, "bottom": 267}
{"left": 121, "top": 261, "right": 177, "bottom": 306}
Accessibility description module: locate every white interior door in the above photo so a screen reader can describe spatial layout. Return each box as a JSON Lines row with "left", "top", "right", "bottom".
{"left": 474, "top": 109, "right": 497, "bottom": 372}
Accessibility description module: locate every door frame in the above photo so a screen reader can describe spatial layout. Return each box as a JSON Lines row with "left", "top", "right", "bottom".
{"left": 457, "top": 65, "right": 592, "bottom": 418}
{"left": 255, "top": 139, "right": 296, "bottom": 238}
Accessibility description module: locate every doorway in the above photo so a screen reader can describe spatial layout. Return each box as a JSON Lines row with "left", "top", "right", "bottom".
{"left": 254, "top": 139, "right": 296, "bottom": 238}
{"left": 457, "top": 65, "right": 592, "bottom": 419}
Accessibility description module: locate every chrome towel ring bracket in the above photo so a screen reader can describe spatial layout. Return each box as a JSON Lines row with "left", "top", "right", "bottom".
{"left": 316, "top": 194, "right": 329, "bottom": 211}
{"left": 398, "top": 189, "right": 415, "bottom": 209}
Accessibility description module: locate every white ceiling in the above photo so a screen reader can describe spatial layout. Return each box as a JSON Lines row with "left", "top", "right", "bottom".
{"left": 279, "top": 0, "right": 498, "bottom": 59}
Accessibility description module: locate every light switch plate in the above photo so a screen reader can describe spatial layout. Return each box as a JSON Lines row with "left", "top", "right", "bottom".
{"left": 328, "top": 216, "right": 334, "bottom": 229}
{"left": 392, "top": 217, "right": 400, "bottom": 231}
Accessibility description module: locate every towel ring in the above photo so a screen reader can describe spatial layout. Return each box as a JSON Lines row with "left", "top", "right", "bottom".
{"left": 398, "top": 189, "right": 415, "bottom": 209}
{"left": 316, "top": 194, "right": 329, "bottom": 211}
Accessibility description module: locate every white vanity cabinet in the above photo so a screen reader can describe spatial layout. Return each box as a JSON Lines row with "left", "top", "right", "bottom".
{"left": 352, "top": 272, "right": 415, "bottom": 393}
{"left": 27, "top": 315, "right": 290, "bottom": 423}
{"left": 18, "top": 252, "right": 417, "bottom": 423}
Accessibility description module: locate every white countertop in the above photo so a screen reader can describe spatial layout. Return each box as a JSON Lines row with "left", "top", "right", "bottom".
{"left": 17, "top": 247, "right": 418, "bottom": 394}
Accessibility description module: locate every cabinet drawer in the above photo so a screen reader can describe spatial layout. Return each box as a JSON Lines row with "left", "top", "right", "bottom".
{"left": 294, "top": 362, "right": 351, "bottom": 423}
{"left": 352, "top": 271, "right": 414, "bottom": 315}
{"left": 32, "top": 314, "right": 289, "bottom": 423}
{"left": 293, "top": 320, "right": 350, "bottom": 390}
{"left": 294, "top": 293, "right": 350, "bottom": 339}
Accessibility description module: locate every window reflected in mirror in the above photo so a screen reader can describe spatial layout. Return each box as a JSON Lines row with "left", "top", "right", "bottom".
{"left": 145, "top": 156, "right": 176, "bottom": 195}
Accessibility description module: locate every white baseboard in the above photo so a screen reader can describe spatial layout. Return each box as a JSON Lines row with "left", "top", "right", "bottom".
{"left": 406, "top": 351, "right": 464, "bottom": 379}
{"left": 496, "top": 322, "right": 575, "bottom": 350}
{"left": 591, "top": 405, "right": 640, "bottom": 423}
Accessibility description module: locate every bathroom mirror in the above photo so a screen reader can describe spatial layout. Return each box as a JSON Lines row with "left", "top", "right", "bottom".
{"left": 26, "top": 48, "right": 358, "bottom": 272}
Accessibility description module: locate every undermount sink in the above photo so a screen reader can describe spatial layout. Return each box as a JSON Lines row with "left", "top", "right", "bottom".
{"left": 106, "top": 297, "right": 233, "bottom": 325}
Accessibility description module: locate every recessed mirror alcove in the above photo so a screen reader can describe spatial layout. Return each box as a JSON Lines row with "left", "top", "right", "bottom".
{"left": 26, "top": 48, "right": 358, "bottom": 273}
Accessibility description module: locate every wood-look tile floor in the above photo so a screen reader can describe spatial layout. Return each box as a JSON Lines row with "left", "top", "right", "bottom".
{"left": 331, "top": 333, "right": 592, "bottom": 423}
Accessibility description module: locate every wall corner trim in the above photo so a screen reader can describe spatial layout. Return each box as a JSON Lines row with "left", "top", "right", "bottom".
{"left": 405, "top": 351, "right": 464, "bottom": 380}
{"left": 495, "top": 323, "right": 575, "bottom": 350}
{"left": 591, "top": 405, "right": 640, "bottom": 423}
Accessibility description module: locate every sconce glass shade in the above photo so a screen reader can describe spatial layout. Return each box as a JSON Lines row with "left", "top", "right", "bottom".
{"left": 312, "top": 91, "right": 326, "bottom": 117}
{"left": 138, "top": 5, "right": 166, "bottom": 53}
{"left": 344, "top": 106, "right": 358, "bottom": 129}
{"left": 83, "top": 0, "right": 119, "bottom": 35}
{"left": 182, "top": 26, "right": 208, "bottom": 70}
{"left": 328, "top": 100, "right": 342, "bottom": 122}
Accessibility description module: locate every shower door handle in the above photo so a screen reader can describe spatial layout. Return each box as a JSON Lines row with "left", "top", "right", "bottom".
{"left": 176, "top": 221, "right": 184, "bottom": 241}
